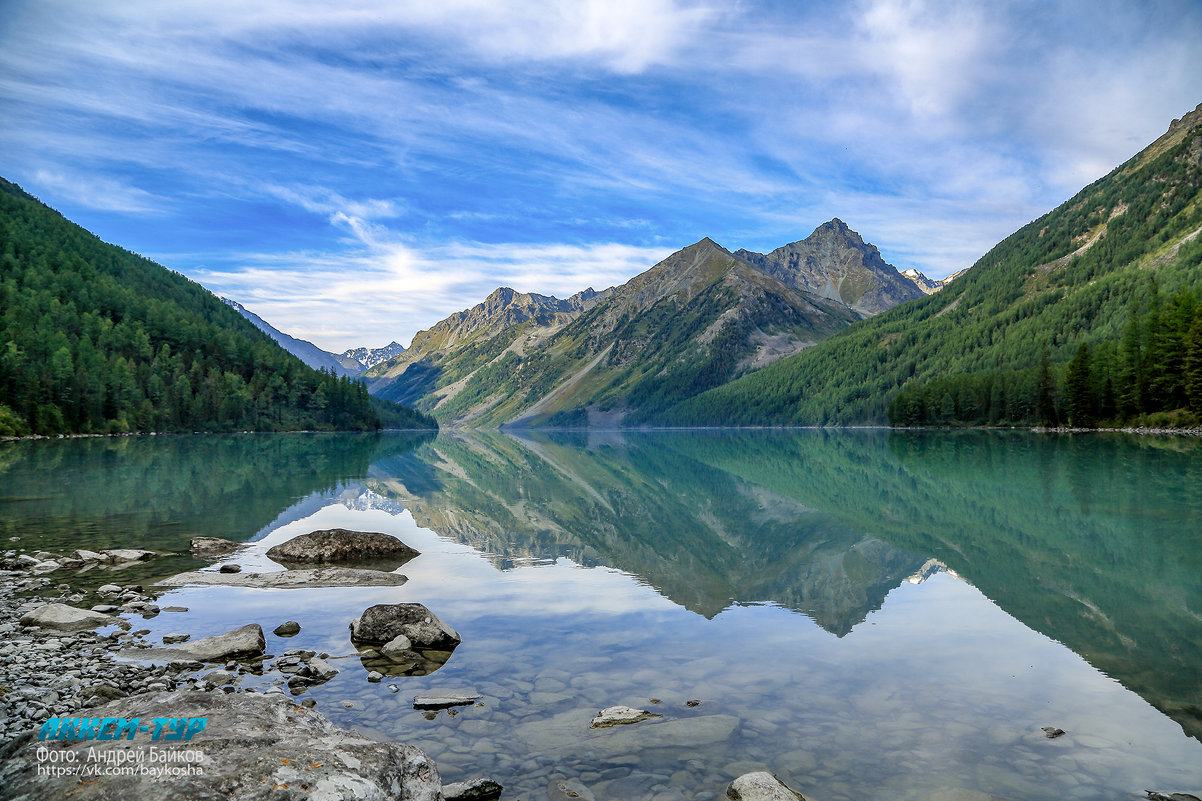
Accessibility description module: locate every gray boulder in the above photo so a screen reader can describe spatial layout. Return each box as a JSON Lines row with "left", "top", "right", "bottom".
{"left": 727, "top": 772, "right": 807, "bottom": 801}
{"left": 350, "top": 603, "right": 460, "bottom": 650}
{"left": 266, "top": 528, "right": 420, "bottom": 567}
{"left": 0, "top": 690, "right": 444, "bottom": 801}
{"left": 190, "top": 536, "right": 240, "bottom": 555}
{"left": 161, "top": 623, "right": 265, "bottom": 662}
{"left": 18, "top": 603, "right": 123, "bottom": 632}
{"left": 273, "top": 621, "right": 301, "bottom": 637}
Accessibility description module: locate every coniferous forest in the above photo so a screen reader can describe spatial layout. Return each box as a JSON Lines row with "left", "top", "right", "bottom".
{"left": 0, "top": 178, "right": 436, "bottom": 436}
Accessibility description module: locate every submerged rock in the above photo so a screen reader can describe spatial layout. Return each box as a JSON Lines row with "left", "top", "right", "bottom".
{"left": 350, "top": 603, "right": 461, "bottom": 650}
{"left": 590, "top": 705, "right": 662, "bottom": 728}
{"left": 18, "top": 603, "right": 123, "bottom": 632}
{"left": 157, "top": 567, "right": 409, "bottom": 588}
{"left": 190, "top": 536, "right": 240, "bottom": 555}
{"left": 726, "top": 771, "right": 808, "bottom": 800}
{"left": 0, "top": 690, "right": 445, "bottom": 801}
{"left": 266, "top": 528, "right": 420, "bottom": 568}
{"left": 100, "top": 549, "right": 158, "bottom": 563}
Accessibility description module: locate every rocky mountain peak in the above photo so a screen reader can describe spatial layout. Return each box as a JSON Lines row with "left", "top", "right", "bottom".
{"left": 734, "top": 221, "right": 923, "bottom": 317}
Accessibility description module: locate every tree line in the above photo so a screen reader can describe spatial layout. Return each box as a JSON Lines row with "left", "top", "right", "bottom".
{"left": 0, "top": 178, "right": 434, "bottom": 436}
{"left": 888, "top": 282, "right": 1202, "bottom": 428}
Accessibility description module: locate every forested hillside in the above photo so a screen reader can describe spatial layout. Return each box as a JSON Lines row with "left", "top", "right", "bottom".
{"left": 659, "top": 103, "right": 1202, "bottom": 427}
{"left": 0, "top": 178, "right": 435, "bottom": 435}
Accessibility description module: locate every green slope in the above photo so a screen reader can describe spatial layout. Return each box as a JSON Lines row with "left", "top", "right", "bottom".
{"left": 659, "top": 105, "right": 1202, "bottom": 426}
{"left": 0, "top": 177, "right": 435, "bottom": 435}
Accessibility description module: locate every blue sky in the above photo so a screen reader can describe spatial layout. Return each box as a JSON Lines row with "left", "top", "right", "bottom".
{"left": 3, "top": 0, "right": 1201, "bottom": 351}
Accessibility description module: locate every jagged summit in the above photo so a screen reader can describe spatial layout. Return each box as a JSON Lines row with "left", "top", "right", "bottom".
{"left": 735, "top": 219, "right": 924, "bottom": 316}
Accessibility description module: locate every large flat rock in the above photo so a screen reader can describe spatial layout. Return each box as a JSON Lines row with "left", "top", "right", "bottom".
{"left": 18, "top": 603, "right": 124, "bottom": 632}
{"left": 159, "top": 623, "right": 265, "bottom": 663}
{"left": 156, "top": 567, "right": 408, "bottom": 588}
{"left": 0, "top": 690, "right": 443, "bottom": 801}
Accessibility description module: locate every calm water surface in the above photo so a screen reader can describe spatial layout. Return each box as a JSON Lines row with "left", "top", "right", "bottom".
{"left": 1, "top": 429, "right": 1200, "bottom": 801}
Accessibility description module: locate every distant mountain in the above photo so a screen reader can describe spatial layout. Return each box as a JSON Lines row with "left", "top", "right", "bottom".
{"left": 0, "top": 177, "right": 432, "bottom": 435}
{"left": 900, "top": 267, "right": 969, "bottom": 295}
{"left": 660, "top": 101, "right": 1202, "bottom": 426}
{"left": 222, "top": 298, "right": 360, "bottom": 377}
{"left": 367, "top": 228, "right": 907, "bottom": 425}
{"left": 341, "top": 342, "right": 406, "bottom": 371}
{"left": 735, "top": 218, "right": 924, "bottom": 315}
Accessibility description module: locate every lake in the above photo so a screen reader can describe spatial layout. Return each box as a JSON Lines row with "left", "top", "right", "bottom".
{"left": 2, "top": 429, "right": 1200, "bottom": 800}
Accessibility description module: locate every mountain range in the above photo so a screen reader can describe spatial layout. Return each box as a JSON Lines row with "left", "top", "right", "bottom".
{"left": 367, "top": 220, "right": 918, "bottom": 426}
{"left": 222, "top": 298, "right": 404, "bottom": 376}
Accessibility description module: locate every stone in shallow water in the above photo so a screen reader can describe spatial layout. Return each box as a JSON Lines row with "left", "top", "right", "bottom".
{"left": 100, "top": 548, "right": 157, "bottom": 562}
{"left": 162, "top": 633, "right": 190, "bottom": 644}
{"left": 159, "top": 623, "right": 266, "bottom": 662}
{"left": 350, "top": 603, "right": 460, "bottom": 650}
{"left": 190, "top": 536, "right": 239, "bottom": 555}
{"left": 590, "top": 705, "right": 662, "bottom": 729}
{"left": 413, "top": 691, "right": 483, "bottom": 710}
{"left": 273, "top": 621, "right": 301, "bottom": 637}
{"left": 726, "top": 771, "right": 807, "bottom": 800}
{"left": 218, "top": 563, "right": 242, "bottom": 574}
{"left": 266, "top": 528, "right": 420, "bottom": 567}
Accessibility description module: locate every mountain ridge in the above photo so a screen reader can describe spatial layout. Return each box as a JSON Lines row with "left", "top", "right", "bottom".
{"left": 367, "top": 222, "right": 912, "bottom": 426}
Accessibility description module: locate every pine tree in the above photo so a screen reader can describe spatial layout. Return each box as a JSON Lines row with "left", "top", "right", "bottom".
{"left": 1064, "top": 343, "right": 1097, "bottom": 428}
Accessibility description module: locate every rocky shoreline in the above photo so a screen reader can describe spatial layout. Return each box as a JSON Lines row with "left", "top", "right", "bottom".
{"left": 0, "top": 532, "right": 823, "bottom": 801}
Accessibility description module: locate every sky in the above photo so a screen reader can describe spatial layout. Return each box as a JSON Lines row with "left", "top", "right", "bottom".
{"left": 2, "top": 0, "right": 1201, "bottom": 352}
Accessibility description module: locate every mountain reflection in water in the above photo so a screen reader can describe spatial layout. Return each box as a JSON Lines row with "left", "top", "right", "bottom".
{"left": 365, "top": 429, "right": 1202, "bottom": 742}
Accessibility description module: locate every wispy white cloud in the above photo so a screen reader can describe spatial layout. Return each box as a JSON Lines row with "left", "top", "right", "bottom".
{"left": 4, "top": 0, "right": 1201, "bottom": 342}
{"left": 30, "top": 169, "right": 165, "bottom": 214}
{"left": 190, "top": 236, "right": 672, "bottom": 352}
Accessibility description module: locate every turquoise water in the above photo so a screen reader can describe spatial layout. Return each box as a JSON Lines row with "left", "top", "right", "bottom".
{"left": 2, "top": 429, "right": 1200, "bottom": 800}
